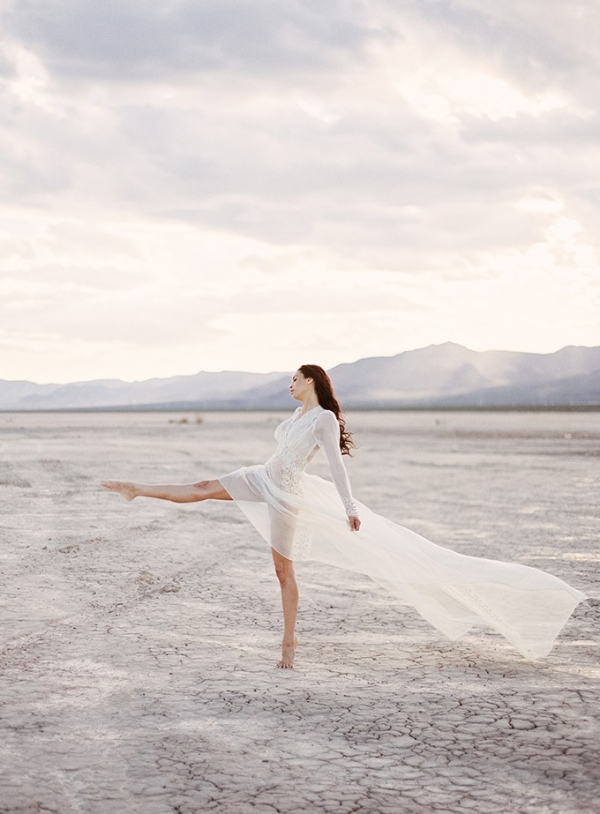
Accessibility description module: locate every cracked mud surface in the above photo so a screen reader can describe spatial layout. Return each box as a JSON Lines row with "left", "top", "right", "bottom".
{"left": 1, "top": 410, "right": 598, "bottom": 813}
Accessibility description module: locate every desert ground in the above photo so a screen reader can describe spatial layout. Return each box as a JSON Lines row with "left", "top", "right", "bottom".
{"left": 0, "top": 409, "right": 598, "bottom": 814}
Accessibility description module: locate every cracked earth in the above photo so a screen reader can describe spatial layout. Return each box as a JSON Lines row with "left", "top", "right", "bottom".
{"left": 1, "top": 410, "right": 598, "bottom": 813}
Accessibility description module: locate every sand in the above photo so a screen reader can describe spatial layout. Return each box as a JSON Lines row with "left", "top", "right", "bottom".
{"left": 1, "top": 409, "right": 598, "bottom": 814}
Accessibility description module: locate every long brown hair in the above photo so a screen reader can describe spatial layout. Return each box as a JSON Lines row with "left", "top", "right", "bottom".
{"left": 299, "top": 364, "right": 355, "bottom": 456}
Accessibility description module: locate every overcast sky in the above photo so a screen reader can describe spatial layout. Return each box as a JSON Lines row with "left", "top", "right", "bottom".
{"left": 1, "top": 0, "right": 599, "bottom": 383}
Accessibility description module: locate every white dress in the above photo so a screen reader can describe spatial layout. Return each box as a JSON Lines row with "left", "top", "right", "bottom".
{"left": 219, "top": 405, "right": 586, "bottom": 660}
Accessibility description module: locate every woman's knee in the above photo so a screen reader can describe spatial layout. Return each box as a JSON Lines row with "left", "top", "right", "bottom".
{"left": 272, "top": 553, "right": 295, "bottom": 585}
{"left": 193, "top": 479, "right": 232, "bottom": 501}
{"left": 192, "top": 480, "right": 212, "bottom": 500}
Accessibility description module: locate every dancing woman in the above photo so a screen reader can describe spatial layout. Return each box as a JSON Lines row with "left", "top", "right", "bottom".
{"left": 103, "top": 365, "right": 585, "bottom": 668}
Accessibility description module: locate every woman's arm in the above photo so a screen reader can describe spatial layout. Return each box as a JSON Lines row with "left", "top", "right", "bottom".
{"left": 313, "top": 411, "right": 360, "bottom": 527}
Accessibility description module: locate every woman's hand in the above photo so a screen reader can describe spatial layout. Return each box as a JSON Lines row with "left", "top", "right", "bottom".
{"left": 349, "top": 516, "right": 361, "bottom": 532}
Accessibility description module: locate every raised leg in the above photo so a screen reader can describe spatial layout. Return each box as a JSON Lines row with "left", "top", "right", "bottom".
{"left": 271, "top": 547, "right": 299, "bottom": 668}
{"left": 101, "top": 479, "right": 232, "bottom": 503}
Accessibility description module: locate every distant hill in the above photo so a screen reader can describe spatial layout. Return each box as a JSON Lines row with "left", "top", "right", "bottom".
{"left": 1, "top": 343, "right": 600, "bottom": 410}
{"left": 328, "top": 344, "right": 600, "bottom": 408}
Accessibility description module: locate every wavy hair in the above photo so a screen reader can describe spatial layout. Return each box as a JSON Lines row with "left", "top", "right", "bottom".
{"left": 298, "top": 364, "right": 355, "bottom": 456}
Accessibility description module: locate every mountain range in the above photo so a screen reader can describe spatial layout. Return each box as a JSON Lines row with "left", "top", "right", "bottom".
{"left": 2, "top": 343, "right": 600, "bottom": 411}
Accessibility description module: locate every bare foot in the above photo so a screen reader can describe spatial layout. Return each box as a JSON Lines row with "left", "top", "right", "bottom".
{"left": 102, "top": 480, "right": 139, "bottom": 501}
{"left": 277, "top": 636, "right": 299, "bottom": 669}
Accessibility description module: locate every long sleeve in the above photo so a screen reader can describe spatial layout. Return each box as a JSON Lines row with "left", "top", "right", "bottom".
{"left": 313, "top": 411, "right": 359, "bottom": 517}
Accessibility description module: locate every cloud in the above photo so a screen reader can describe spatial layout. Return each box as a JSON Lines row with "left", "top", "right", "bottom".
{"left": 413, "top": 1, "right": 600, "bottom": 96}
{"left": 3, "top": 0, "right": 374, "bottom": 80}
{"left": 0, "top": 0, "right": 599, "bottom": 381}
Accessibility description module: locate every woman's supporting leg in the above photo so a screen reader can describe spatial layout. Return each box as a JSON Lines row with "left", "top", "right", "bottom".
{"left": 271, "top": 547, "right": 299, "bottom": 669}
{"left": 102, "top": 479, "right": 232, "bottom": 503}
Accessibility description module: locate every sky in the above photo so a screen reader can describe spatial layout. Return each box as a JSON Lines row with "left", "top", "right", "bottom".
{"left": 1, "top": 0, "right": 599, "bottom": 383}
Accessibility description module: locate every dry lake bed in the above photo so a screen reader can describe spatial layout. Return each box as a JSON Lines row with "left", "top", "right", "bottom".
{"left": 1, "top": 409, "right": 599, "bottom": 813}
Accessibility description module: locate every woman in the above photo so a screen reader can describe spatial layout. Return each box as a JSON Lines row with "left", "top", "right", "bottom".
{"left": 103, "top": 365, "right": 586, "bottom": 668}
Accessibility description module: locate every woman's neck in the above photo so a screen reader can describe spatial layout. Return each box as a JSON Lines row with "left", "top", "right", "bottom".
{"left": 299, "top": 394, "right": 320, "bottom": 414}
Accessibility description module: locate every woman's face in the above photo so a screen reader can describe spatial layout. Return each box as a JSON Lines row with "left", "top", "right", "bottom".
{"left": 290, "top": 370, "right": 313, "bottom": 401}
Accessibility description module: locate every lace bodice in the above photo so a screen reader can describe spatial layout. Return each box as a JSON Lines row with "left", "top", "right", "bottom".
{"left": 267, "top": 406, "right": 359, "bottom": 517}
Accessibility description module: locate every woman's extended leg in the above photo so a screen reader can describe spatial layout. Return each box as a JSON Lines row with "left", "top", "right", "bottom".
{"left": 102, "top": 479, "right": 232, "bottom": 503}
{"left": 271, "top": 547, "right": 299, "bottom": 669}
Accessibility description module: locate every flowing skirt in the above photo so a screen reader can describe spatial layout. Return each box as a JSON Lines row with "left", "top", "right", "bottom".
{"left": 219, "top": 465, "right": 586, "bottom": 660}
